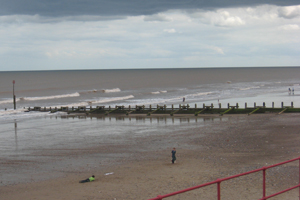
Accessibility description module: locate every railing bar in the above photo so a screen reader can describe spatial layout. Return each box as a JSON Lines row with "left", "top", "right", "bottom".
{"left": 263, "top": 169, "right": 266, "bottom": 198}
{"left": 264, "top": 157, "right": 300, "bottom": 169}
{"left": 258, "top": 184, "right": 300, "bottom": 200}
{"left": 148, "top": 157, "right": 300, "bottom": 200}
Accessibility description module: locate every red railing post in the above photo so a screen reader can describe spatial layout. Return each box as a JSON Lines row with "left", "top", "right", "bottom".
{"left": 217, "top": 179, "right": 221, "bottom": 200}
{"left": 263, "top": 167, "right": 266, "bottom": 199}
{"left": 299, "top": 159, "right": 300, "bottom": 200}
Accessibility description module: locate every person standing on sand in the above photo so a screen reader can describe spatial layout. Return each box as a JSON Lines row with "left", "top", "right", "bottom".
{"left": 171, "top": 148, "right": 176, "bottom": 164}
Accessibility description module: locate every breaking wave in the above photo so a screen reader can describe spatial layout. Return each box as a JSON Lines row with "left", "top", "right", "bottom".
{"left": 102, "top": 88, "right": 121, "bottom": 93}
{"left": 18, "top": 92, "right": 80, "bottom": 101}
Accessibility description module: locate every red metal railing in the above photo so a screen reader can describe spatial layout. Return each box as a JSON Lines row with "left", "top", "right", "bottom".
{"left": 148, "top": 156, "right": 300, "bottom": 200}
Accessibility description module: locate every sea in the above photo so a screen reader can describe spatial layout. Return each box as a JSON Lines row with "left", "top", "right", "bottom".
{"left": 0, "top": 67, "right": 300, "bottom": 185}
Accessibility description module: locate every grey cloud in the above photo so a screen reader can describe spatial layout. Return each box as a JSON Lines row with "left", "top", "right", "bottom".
{"left": 1, "top": 0, "right": 300, "bottom": 17}
{"left": 144, "top": 14, "right": 172, "bottom": 22}
{"left": 278, "top": 6, "right": 300, "bottom": 19}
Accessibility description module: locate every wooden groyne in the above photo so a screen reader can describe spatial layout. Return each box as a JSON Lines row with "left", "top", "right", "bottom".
{"left": 26, "top": 102, "right": 300, "bottom": 116}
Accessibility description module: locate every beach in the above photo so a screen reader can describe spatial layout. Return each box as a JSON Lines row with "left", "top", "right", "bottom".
{"left": 1, "top": 113, "right": 300, "bottom": 200}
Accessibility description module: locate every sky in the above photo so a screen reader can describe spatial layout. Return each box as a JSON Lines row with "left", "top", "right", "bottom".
{"left": 0, "top": 0, "right": 300, "bottom": 71}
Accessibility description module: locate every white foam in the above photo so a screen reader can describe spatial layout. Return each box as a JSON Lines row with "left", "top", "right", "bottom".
{"left": 102, "top": 88, "right": 121, "bottom": 93}
{"left": 190, "top": 92, "right": 213, "bottom": 97}
{"left": 0, "top": 99, "right": 13, "bottom": 104}
{"left": 18, "top": 92, "right": 80, "bottom": 101}
{"left": 58, "top": 95, "right": 135, "bottom": 107}
{"left": 151, "top": 91, "right": 167, "bottom": 94}
{"left": 239, "top": 86, "right": 260, "bottom": 91}
{"left": 151, "top": 91, "right": 160, "bottom": 94}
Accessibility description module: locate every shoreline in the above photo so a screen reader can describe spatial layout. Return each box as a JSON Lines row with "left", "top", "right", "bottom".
{"left": 1, "top": 113, "right": 300, "bottom": 199}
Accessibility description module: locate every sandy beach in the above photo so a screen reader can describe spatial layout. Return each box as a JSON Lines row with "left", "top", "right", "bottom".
{"left": 1, "top": 113, "right": 300, "bottom": 200}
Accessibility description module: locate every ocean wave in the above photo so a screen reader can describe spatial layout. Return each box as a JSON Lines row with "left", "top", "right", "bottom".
{"left": 91, "top": 95, "right": 134, "bottom": 104}
{"left": 151, "top": 91, "right": 168, "bottom": 94}
{"left": 79, "top": 89, "right": 97, "bottom": 94}
{"left": 18, "top": 92, "right": 80, "bottom": 101}
{"left": 190, "top": 92, "right": 213, "bottom": 97}
{"left": 239, "top": 86, "right": 260, "bottom": 91}
{"left": 0, "top": 109, "right": 67, "bottom": 121}
{"left": 102, "top": 88, "right": 121, "bottom": 93}
{"left": 58, "top": 95, "right": 135, "bottom": 107}
{"left": 0, "top": 99, "right": 13, "bottom": 105}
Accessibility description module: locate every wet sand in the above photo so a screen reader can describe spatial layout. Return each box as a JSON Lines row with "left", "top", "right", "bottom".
{"left": 1, "top": 113, "right": 300, "bottom": 200}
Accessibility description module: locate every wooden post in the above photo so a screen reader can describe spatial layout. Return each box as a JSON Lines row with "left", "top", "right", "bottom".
{"left": 164, "top": 105, "right": 166, "bottom": 110}
{"left": 263, "top": 102, "right": 265, "bottom": 108}
{"left": 172, "top": 104, "right": 174, "bottom": 111}
{"left": 109, "top": 106, "right": 111, "bottom": 110}
{"left": 245, "top": 102, "right": 247, "bottom": 109}
{"left": 236, "top": 103, "right": 239, "bottom": 109}
{"left": 211, "top": 103, "right": 214, "bottom": 109}
{"left": 187, "top": 104, "right": 189, "bottom": 110}
{"left": 149, "top": 105, "right": 152, "bottom": 111}
{"left": 272, "top": 102, "right": 274, "bottom": 108}
{"left": 227, "top": 103, "right": 230, "bottom": 109}
{"left": 129, "top": 105, "right": 131, "bottom": 111}
{"left": 281, "top": 102, "right": 284, "bottom": 108}
{"left": 195, "top": 104, "right": 197, "bottom": 109}
{"left": 203, "top": 103, "right": 205, "bottom": 109}
{"left": 291, "top": 102, "right": 294, "bottom": 108}
{"left": 219, "top": 103, "right": 221, "bottom": 109}
{"left": 254, "top": 102, "right": 256, "bottom": 108}
{"left": 179, "top": 104, "right": 181, "bottom": 109}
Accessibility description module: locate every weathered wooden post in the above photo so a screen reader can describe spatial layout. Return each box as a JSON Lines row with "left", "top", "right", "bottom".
{"left": 179, "top": 104, "right": 181, "bottom": 109}
{"left": 172, "top": 104, "right": 174, "bottom": 111}
{"left": 219, "top": 103, "right": 221, "bottom": 109}
{"left": 203, "top": 103, "right": 205, "bottom": 109}
{"left": 49, "top": 107, "right": 51, "bottom": 111}
{"left": 149, "top": 105, "right": 152, "bottom": 111}
{"left": 211, "top": 103, "right": 214, "bottom": 109}
{"left": 55, "top": 107, "right": 57, "bottom": 111}
{"left": 195, "top": 104, "right": 197, "bottom": 109}
{"left": 129, "top": 105, "right": 131, "bottom": 111}
{"left": 84, "top": 106, "right": 86, "bottom": 112}
{"left": 109, "top": 106, "right": 111, "bottom": 110}
{"left": 187, "top": 104, "right": 189, "bottom": 110}
{"left": 272, "top": 102, "right": 274, "bottom": 108}
{"left": 254, "top": 102, "right": 256, "bottom": 108}
{"left": 227, "top": 103, "right": 230, "bottom": 109}
{"left": 164, "top": 105, "right": 166, "bottom": 110}
{"left": 236, "top": 103, "right": 239, "bottom": 109}
{"left": 291, "top": 102, "right": 294, "bottom": 108}
{"left": 245, "top": 102, "right": 247, "bottom": 109}
{"left": 281, "top": 102, "right": 284, "bottom": 108}
{"left": 263, "top": 102, "right": 265, "bottom": 108}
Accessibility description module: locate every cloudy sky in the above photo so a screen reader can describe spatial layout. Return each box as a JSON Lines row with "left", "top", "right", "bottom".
{"left": 0, "top": 0, "right": 300, "bottom": 71}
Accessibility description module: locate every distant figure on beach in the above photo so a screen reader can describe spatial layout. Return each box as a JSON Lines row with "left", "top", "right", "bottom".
{"left": 79, "top": 175, "right": 95, "bottom": 183}
{"left": 171, "top": 148, "right": 176, "bottom": 164}
{"left": 289, "top": 88, "right": 291, "bottom": 94}
{"left": 292, "top": 88, "right": 294, "bottom": 95}
{"left": 183, "top": 97, "right": 185, "bottom": 102}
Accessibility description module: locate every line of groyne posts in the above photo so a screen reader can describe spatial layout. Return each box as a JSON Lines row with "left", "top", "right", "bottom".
{"left": 27, "top": 101, "right": 295, "bottom": 112}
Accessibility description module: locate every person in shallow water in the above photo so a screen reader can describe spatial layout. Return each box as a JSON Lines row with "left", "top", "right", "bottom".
{"left": 79, "top": 175, "right": 95, "bottom": 183}
{"left": 171, "top": 148, "right": 176, "bottom": 164}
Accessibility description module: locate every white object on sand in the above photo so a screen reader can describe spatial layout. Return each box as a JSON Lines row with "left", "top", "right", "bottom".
{"left": 104, "top": 172, "right": 114, "bottom": 176}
